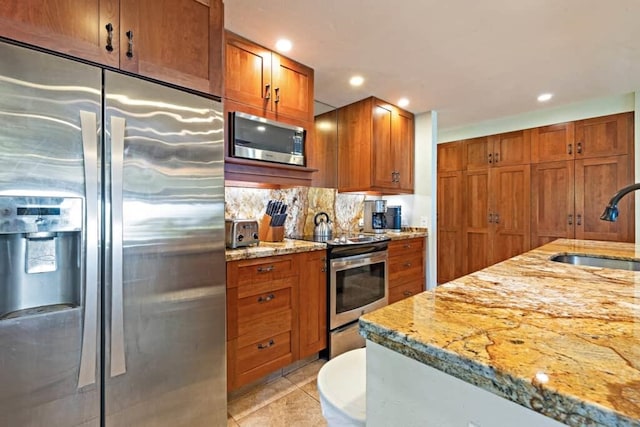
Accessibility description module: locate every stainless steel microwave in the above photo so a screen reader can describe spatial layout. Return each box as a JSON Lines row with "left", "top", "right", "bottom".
{"left": 231, "top": 111, "right": 306, "bottom": 166}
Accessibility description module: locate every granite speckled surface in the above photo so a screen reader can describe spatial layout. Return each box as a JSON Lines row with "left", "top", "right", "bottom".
{"left": 360, "top": 239, "right": 640, "bottom": 427}
{"left": 225, "top": 229, "right": 428, "bottom": 261}
{"left": 225, "top": 239, "right": 326, "bottom": 261}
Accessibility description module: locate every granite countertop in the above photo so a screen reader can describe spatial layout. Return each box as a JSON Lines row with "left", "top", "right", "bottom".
{"left": 225, "top": 228, "right": 428, "bottom": 261}
{"left": 360, "top": 239, "right": 640, "bottom": 427}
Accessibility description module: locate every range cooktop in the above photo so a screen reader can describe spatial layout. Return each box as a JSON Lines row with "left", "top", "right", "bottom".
{"left": 293, "top": 233, "right": 390, "bottom": 246}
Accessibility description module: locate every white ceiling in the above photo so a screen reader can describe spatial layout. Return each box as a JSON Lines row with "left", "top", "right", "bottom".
{"left": 224, "top": 0, "right": 640, "bottom": 130}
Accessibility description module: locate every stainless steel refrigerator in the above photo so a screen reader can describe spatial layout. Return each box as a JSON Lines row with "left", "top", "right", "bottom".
{"left": 0, "top": 41, "right": 226, "bottom": 426}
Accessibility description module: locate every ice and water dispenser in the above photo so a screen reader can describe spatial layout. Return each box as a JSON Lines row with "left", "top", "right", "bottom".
{"left": 0, "top": 196, "right": 83, "bottom": 319}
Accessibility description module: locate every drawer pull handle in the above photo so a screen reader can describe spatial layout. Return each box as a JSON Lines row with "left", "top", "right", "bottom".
{"left": 568, "top": 143, "right": 573, "bottom": 155}
{"left": 321, "top": 267, "right": 327, "bottom": 272}
{"left": 404, "top": 262, "right": 412, "bottom": 268}
{"left": 257, "top": 294, "right": 275, "bottom": 303}
{"left": 403, "top": 244, "right": 411, "bottom": 249}
{"left": 257, "top": 339, "right": 275, "bottom": 350}
{"left": 577, "top": 142, "right": 583, "bottom": 154}
{"left": 403, "top": 291, "right": 413, "bottom": 297}
{"left": 257, "top": 265, "right": 274, "bottom": 273}
{"left": 264, "top": 83, "right": 271, "bottom": 100}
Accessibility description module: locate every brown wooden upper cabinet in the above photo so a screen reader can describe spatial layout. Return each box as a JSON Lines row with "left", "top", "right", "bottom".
{"left": 532, "top": 113, "right": 633, "bottom": 163}
{"left": 464, "top": 130, "right": 531, "bottom": 170}
{"left": 0, "top": 0, "right": 223, "bottom": 95}
{"left": 338, "top": 97, "right": 415, "bottom": 193}
{"left": 225, "top": 31, "right": 314, "bottom": 123}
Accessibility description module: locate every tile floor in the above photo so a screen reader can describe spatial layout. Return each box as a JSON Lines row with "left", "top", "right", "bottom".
{"left": 227, "top": 359, "right": 328, "bottom": 427}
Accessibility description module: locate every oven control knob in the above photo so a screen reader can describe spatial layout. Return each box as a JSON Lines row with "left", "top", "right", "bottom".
{"left": 237, "top": 234, "right": 244, "bottom": 242}
{"left": 253, "top": 232, "right": 259, "bottom": 240}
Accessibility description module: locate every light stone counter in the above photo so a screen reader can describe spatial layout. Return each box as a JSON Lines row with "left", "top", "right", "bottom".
{"left": 225, "top": 228, "right": 428, "bottom": 261}
{"left": 360, "top": 239, "right": 640, "bottom": 427}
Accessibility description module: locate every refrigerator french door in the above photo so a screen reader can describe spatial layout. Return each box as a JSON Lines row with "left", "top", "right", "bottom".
{"left": 0, "top": 41, "right": 226, "bottom": 426}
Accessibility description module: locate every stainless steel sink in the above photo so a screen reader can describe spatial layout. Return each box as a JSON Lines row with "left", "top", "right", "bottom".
{"left": 550, "top": 253, "right": 640, "bottom": 271}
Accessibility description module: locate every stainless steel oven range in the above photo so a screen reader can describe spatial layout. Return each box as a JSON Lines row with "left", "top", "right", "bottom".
{"left": 295, "top": 234, "right": 390, "bottom": 358}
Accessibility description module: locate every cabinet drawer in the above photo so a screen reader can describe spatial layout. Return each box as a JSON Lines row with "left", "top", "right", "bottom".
{"left": 236, "top": 331, "right": 293, "bottom": 375}
{"left": 234, "top": 256, "right": 297, "bottom": 286}
{"left": 389, "top": 253, "right": 424, "bottom": 286}
{"left": 388, "top": 280, "right": 423, "bottom": 304}
{"left": 237, "top": 309, "right": 292, "bottom": 347}
{"left": 388, "top": 237, "right": 425, "bottom": 258}
{"left": 237, "top": 287, "right": 292, "bottom": 320}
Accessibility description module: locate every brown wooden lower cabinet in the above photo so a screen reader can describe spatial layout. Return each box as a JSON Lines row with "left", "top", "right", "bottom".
{"left": 388, "top": 238, "right": 426, "bottom": 303}
{"left": 226, "top": 250, "right": 327, "bottom": 391}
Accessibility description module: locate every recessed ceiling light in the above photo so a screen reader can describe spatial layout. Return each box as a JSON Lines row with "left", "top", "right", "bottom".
{"left": 398, "top": 98, "right": 410, "bottom": 108}
{"left": 349, "top": 75, "right": 364, "bottom": 86}
{"left": 275, "top": 39, "right": 292, "bottom": 52}
{"left": 537, "top": 93, "right": 553, "bottom": 102}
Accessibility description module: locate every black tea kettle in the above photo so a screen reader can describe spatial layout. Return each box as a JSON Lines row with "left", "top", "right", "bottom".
{"left": 313, "top": 212, "right": 333, "bottom": 238}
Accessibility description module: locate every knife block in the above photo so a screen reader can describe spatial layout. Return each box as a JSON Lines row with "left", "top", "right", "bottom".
{"left": 259, "top": 215, "right": 284, "bottom": 242}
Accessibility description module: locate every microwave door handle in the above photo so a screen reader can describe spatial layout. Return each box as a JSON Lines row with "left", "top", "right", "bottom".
{"left": 78, "top": 110, "right": 99, "bottom": 388}
{"left": 110, "top": 116, "right": 127, "bottom": 378}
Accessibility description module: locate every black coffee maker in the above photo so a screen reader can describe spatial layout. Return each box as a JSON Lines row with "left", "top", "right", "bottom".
{"left": 385, "top": 206, "right": 402, "bottom": 232}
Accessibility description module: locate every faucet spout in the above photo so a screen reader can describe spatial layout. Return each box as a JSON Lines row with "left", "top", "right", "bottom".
{"left": 600, "top": 183, "right": 640, "bottom": 222}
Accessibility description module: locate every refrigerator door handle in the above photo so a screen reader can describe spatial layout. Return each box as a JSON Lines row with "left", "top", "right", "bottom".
{"left": 78, "top": 110, "right": 99, "bottom": 388}
{"left": 110, "top": 116, "right": 127, "bottom": 378}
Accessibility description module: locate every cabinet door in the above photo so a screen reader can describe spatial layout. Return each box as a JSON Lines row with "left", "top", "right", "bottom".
{"left": 337, "top": 99, "right": 372, "bottom": 192}
{"left": 464, "top": 136, "right": 490, "bottom": 171}
{"left": 372, "top": 102, "right": 396, "bottom": 189}
{"left": 437, "top": 171, "right": 464, "bottom": 283}
{"left": 0, "top": 0, "right": 119, "bottom": 67}
{"left": 574, "top": 112, "right": 633, "bottom": 159}
{"left": 462, "top": 169, "right": 491, "bottom": 274}
{"left": 531, "top": 122, "right": 575, "bottom": 163}
{"left": 311, "top": 110, "right": 338, "bottom": 188}
{"left": 491, "top": 129, "right": 531, "bottom": 167}
{"left": 575, "top": 155, "right": 634, "bottom": 242}
{"left": 224, "top": 31, "right": 272, "bottom": 109}
{"left": 120, "top": 0, "right": 222, "bottom": 94}
{"left": 437, "top": 141, "right": 464, "bottom": 172}
{"left": 490, "top": 165, "right": 530, "bottom": 265}
{"left": 272, "top": 54, "right": 314, "bottom": 121}
{"left": 394, "top": 109, "right": 415, "bottom": 192}
{"left": 298, "top": 251, "right": 327, "bottom": 358}
{"left": 531, "top": 161, "right": 575, "bottom": 248}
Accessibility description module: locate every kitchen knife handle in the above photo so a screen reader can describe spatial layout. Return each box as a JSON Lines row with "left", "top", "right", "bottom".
{"left": 110, "top": 116, "right": 127, "bottom": 378}
{"left": 105, "top": 23, "right": 114, "bottom": 52}
{"left": 78, "top": 111, "right": 99, "bottom": 389}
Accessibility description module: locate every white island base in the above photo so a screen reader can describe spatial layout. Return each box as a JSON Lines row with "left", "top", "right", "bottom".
{"left": 366, "top": 341, "right": 566, "bottom": 427}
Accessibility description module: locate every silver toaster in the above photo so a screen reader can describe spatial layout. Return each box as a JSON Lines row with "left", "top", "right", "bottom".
{"left": 225, "top": 219, "right": 259, "bottom": 249}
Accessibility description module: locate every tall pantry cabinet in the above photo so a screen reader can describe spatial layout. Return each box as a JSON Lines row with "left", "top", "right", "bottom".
{"left": 437, "top": 112, "right": 635, "bottom": 284}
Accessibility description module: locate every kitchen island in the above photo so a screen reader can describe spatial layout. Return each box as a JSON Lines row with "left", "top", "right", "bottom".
{"left": 360, "top": 239, "right": 640, "bottom": 427}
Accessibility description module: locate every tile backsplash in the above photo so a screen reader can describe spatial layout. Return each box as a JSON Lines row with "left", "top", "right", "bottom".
{"left": 225, "top": 187, "right": 368, "bottom": 236}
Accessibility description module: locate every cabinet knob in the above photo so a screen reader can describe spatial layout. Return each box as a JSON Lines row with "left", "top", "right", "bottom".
{"left": 403, "top": 290, "right": 413, "bottom": 297}
{"left": 105, "top": 23, "right": 114, "bottom": 52}
{"left": 494, "top": 152, "right": 499, "bottom": 163}
{"left": 321, "top": 267, "right": 327, "bottom": 272}
{"left": 257, "top": 293, "right": 275, "bottom": 303}
{"left": 125, "top": 30, "right": 134, "bottom": 58}
{"left": 404, "top": 262, "right": 412, "bottom": 268}
{"left": 403, "top": 243, "right": 411, "bottom": 249}
{"left": 488, "top": 153, "right": 493, "bottom": 164}
{"left": 257, "top": 339, "right": 275, "bottom": 350}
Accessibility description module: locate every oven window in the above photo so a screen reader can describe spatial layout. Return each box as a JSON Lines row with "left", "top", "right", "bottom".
{"left": 335, "top": 261, "right": 385, "bottom": 313}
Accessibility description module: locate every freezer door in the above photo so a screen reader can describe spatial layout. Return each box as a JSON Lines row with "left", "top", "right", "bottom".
{"left": 0, "top": 42, "right": 102, "bottom": 426}
{"left": 103, "top": 71, "right": 226, "bottom": 426}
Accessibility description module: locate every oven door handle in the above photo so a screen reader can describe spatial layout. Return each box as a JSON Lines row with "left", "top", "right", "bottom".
{"left": 331, "top": 251, "right": 388, "bottom": 270}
